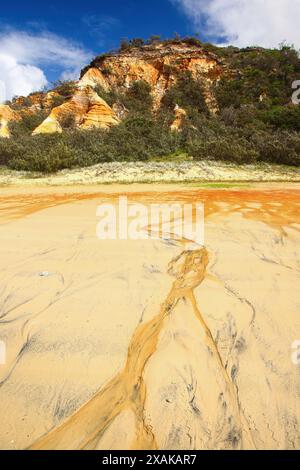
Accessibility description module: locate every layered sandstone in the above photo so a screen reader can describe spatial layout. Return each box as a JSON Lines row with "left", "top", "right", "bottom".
{"left": 32, "top": 86, "right": 119, "bottom": 135}
{"left": 4, "top": 41, "right": 224, "bottom": 137}
{"left": 32, "top": 115, "right": 63, "bottom": 135}
{"left": 32, "top": 88, "right": 89, "bottom": 135}
{"left": 80, "top": 92, "right": 120, "bottom": 130}
{"left": 78, "top": 67, "right": 109, "bottom": 91}
{"left": 81, "top": 42, "right": 223, "bottom": 112}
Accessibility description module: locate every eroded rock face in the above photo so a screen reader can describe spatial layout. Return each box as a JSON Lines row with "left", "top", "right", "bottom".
{"left": 80, "top": 93, "right": 120, "bottom": 130}
{"left": 32, "top": 87, "right": 119, "bottom": 135}
{"left": 32, "top": 115, "right": 63, "bottom": 135}
{"left": 32, "top": 89, "right": 89, "bottom": 135}
{"left": 81, "top": 43, "right": 223, "bottom": 112}
{"left": 78, "top": 67, "right": 109, "bottom": 91}
{"left": 0, "top": 119, "right": 10, "bottom": 139}
{"left": 112, "top": 101, "right": 129, "bottom": 120}
{"left": 4, "top": 42, "right": 224, "bottom": 137}
{"left": 0, "top": 105, "right": 20, "bottom": 138}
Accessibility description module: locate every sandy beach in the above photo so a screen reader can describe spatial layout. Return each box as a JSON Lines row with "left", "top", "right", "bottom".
{"left": 0, "top": 183, "right": 299, "bottom": 450}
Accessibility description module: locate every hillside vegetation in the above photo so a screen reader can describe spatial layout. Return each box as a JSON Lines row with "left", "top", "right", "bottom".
{"left": 1, "top": 38, "right": 300, "bottom": 173}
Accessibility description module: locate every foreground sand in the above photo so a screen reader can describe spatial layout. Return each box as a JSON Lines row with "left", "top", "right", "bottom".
{"left": 0, "top": 184, "right": 299, "bottom": 450}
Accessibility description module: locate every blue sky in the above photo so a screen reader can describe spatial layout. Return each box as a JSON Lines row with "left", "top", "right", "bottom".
{"left": 0, "top": 0, "right": 201, "bottom": 91}
{"left": 0, "top": 0, "right": 300, "bottom": 101}
{"left": 1, "top": 0, "right": 199, "bottom": 61}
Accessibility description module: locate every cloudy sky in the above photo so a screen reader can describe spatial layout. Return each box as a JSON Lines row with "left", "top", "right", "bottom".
{"left": 0, "top": 0, "right": 300, "bottom": 101}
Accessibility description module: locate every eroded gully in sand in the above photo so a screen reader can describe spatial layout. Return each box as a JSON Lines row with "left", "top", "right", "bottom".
{"left": 29, "top": 244, "right": 254, "bottom": 450}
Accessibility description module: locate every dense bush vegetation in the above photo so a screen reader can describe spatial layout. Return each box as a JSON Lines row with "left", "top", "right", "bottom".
{"left": 118, "top": 34, "right": 204, "bottom": 53}
{"left": 9, "top": 110, "right": 48, "bottom": 137}
{"left": 94, "top": 85, "right": 119, "bottom": 107}
{"left": 122, "top": 81, "right": 153, "bottom": 115}
{"left": 215, "top": 45, "right": 300, "bottom": 107}
{"left": 95, "top": 80, "right": 153, "bottom": 115}
{"left": 162, "top": 72, "right": 207, "bottom": 115}
{"left": 185, "top": 116, "right": 300, "bottom": 166}
{"left": 0, "top": 119, "right": 181, "bottom": 173}
{"left": 1, "top": 40, "right": 300, "bottom": 172}
{"left": 2, "top": 112, "right": 299, "bottom": 172}
{"left": 52, "top": 80, "right": 76, "bottom": 97}
{"left": 260, "top": 105, "right": 300, "bottom": 131}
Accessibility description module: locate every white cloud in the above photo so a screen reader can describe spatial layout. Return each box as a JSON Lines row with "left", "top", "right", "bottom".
{"left": 172, "top": 0, "right": 300, "bottom": 49}
{"left": 0, "top": 30, "right": 93, "bottom": 102}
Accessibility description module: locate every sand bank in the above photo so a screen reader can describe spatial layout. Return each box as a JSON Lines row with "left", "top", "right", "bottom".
{"left": 0, "top": 160, "right": 299, "bottom": 187}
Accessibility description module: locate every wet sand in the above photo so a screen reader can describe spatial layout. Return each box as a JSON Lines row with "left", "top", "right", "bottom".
{"left": 0, "top": 184, "right": 299, "bottom": 450}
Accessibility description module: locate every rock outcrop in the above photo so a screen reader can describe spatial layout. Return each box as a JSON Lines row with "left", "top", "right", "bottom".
{"left": 81, "top": 42, "right": 222, "bottom": 112}
{"left": 170, "top": 105, "right": 187, "bottom": 132}
{"left": 78, "top": 67, "right": 109, "bottom": 91}
{"left": 0, "top": 105, "right": 20, "bottom": 138}
{"left": 32, "top": 115, "right": 63, "bottom": 135}
{"left": 3, "top": 41, "right": 224, "bottom": 138}
{"left": 80, "top": 92, "right": 120, "bottom": 130}
{"left": 32, "top": 88, "right": 89, "bottom": 135}
{"left": 32, "top": 86, "right": 119, "bottom": 135}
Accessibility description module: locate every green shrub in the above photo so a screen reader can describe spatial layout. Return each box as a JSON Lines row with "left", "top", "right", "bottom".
{"left": 215, "top": 45, "right": 300, "bottom": 109}
{"left": 9, "top": 110, "right": 48, "bottom": 137}
{"left": 188, "top": 138, "right": 258, "bottom": 164}
{"left": 162, "top": 72, "right": 207, "bottom": 115}
{"left": 0, "top": 139, "right": 24, "bottom": 165}
{"left": 52, "top": 80, "right": 76, "bottom": 97}
{"left": 123, "top": 81, "right": 153, "bottom": 115}
{"left": 119, "top": 39, "right": 131, "bottom": 52}
{"left": 130, "top": 38, "right": 146, "bottom": 48}
{"left": 49, "top": 95, "right": 66, "bottom": 109}
{"left": 260, "top": 106, "right": 300, "bottom": 131}
{"left": 186, "top": 121, "right": 259, "bottom": 164}
{"left": 94, "top": 85, "right": 120, "bottom": 107}
{"left": 250, "top": 130, "right": 300, "bottom": 165}
{"left": 95, "top": 80, "right": 152, "bottom": 115}
{"left": 99, "top": 116, "right": 181, "bottom": 161}
{"left": 60, "top": 113, "right": 77, "bottom": 129}
{"left": 149, "top": 35, "right": 161, "bottom": 44}
{"left": 2, "top": 116, "right": 181, "bottom": 172}
{"left": 2, "top": 117, "right": 300, "bottom": 171}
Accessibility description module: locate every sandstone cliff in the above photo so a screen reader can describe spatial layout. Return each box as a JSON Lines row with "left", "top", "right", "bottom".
{"left": 1, "top": 41, "right": 224, "bottom": 138}
{"left": 0, "top": 42, "right": 224, "bottom": 137}
{"left": 81, "top": 42, "right": 222, "bottom": 112}
{"left": 32, "top": 42, "right": 222, "bottom": 136}
{"left": 32, "top": 86, "right": 119, "bottom": 135}
{"left": 80, "top": 92, "right": 120, "bottom": 130}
